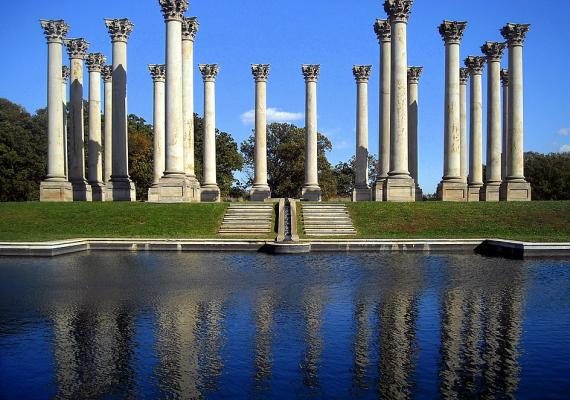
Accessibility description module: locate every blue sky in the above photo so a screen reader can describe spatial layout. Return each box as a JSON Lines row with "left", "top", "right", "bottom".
{"left": 1, "top": 0, "right": 569, "bottom": 194}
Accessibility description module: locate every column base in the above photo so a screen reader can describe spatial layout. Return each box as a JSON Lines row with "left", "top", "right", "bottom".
{"left": 385, "top": 177, "right": 416, "bottom": 202}
{"left": 500, "top": 180, "right": 532, "bottom": 202}
{"left": 107, "top": 178, "right": 136, "bottom": 202}
{"left": 437, "top": 180, "right": 468, "bottom": 202}
{"left": 148, "top": 176, "right": 200, "bottom": 203}
{"left": 201, "top": 184, "right": 221, "bottom": 203}
{"left": 467, "top": 185, "right": 483, "bottom": 202}
{"left": 70, "top": 179, "right": 92, "bottom": 201}
{"left": 249, "top": 185, "right": 271, "bottom": 201}
{"left": 481, "top": 182, "right": 501, "bottom": 202}
{"left": 415, "top": 185, "right": 424, "bottom": 201}
{"left": 352, "top": 187, "right": 371, "bottom": 202}
{"left": 39, "top": 180, "right": 73, "bottom": 202}
{"left": 89, "top": 182, "right": 107, "bottom": 202}
{"left": 372, "top": 178, "right": 387, "bottom": 201}
{"left": 301, "top": 185, "right": 321, "bottom": 202}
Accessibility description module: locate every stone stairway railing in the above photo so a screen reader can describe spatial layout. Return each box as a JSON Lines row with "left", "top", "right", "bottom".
{"left": 301, "top": 203, "right": 357, "bottom": 236}
{"left": 218, "top": 203, "right": 274, "bottom": 236}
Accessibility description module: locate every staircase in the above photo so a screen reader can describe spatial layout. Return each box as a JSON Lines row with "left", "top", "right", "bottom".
{"left": 301, "top": 203, "right": 357, "bottom": 236}
{"left": 219, "top": 203, "right": 274, "bottom": 236}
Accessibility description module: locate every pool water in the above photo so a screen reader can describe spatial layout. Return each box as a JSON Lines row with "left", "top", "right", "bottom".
{"left": 0, "top": 252, "right": 569, "bottom": 399}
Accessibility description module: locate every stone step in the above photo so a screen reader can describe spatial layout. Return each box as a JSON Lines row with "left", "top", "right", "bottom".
{"left": 301, "top": 203, "right": 356, "bottom": 236}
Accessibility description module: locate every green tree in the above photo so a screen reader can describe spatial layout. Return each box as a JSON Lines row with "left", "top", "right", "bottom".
{"left": 525, "top": 151, "right": 570, "bottom": 200}
{"left": 332, "top": 155, "right": 379, "bottom": 198}
{"left": 127, "top": 114, "right": 154, "bottom": 200}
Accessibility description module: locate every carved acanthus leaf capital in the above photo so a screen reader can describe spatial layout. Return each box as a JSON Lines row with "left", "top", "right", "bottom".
{"left": 353, "top": 65, "right": 372, "bottom": 83}
{"left": 86, "top": 53, "right": 107, "bottom": 72}
{"left": 105, "top": 18, "right": 134, "bottom": 42}
{"left": 439, "top": 20, "right": 467, "bottom": 44}
{"left": 64, "top": 38, "right": 89, "bottom": 59}
{"left": 464, "top": 56, "right": 486, "bottom": 76}
{"left": 62, "top": 66, "right": 70, "bottom": 82}
{"left": 252, "top": 64, "right": 270, "bottom": 82}
{"left": 383, "top": 0, "right": 414, "bottom": 23}
{"left": 374, "top": 19, "right": 391, "bottom": 43}
{"left": 407, "top": 66, "right": 423, "bottom": 84}
{"left": 158, "top": 0, "right": 189, "bottom": 22}
{"left": 149, "top": 64, "right": 166, "bottom": 82}
{"left": 481, "top": 41, "right": 506, "bottom": 62}
{"left": 500, "top": 69, "right": 509, "bottom": 86}
{"left": 501, "top": 23, "right": 530, "bottom": 46}
{"left": 199, "top": 64, "right": 219, "bottom": 81}
{"left": 459, "top": 67, "right": 470, "bottom": 85}
{"left": 40, "top": 19, "right": 69, "bottom": 43}
{"left": 302, "top": 64, "right": 320, "bottom": 82}
{"left": 102, "top": 66, "right": 113, "bottom": 82}
{"left": 182, "top": 17, "right": 199, "bottom": 41}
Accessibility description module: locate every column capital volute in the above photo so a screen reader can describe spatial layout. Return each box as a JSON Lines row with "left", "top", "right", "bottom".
{"left": 501, "top": 23, "right": 530, "bottom": 47}
{"left": 182, "top": 16, "right": 199, "bottom": 41}
{"left": 149, "top": 64, "right": 166, "bottom": 82}
{"left": 459, "top": 67, "right": 470, "bottom": 85}
{"left": 464, "top": 55, "right": 486, "bottom": 76}
{"left": 62, "top": 66, "right": 70, "bottom": 83}
{"left": 102, "top": 66, "right": 113, "bottom": 82}
{"left": 407, "top": 66, "right": 423, "bottom": 84}
{"left": 104, "top": 18, "right": 134, "bottom": 43}
{"left": 199, "top": 64, "right": 219, "bottom": 82}
{"left": 86, "top": 53, "right": 106, "bottom": 73}
{"left": 252, "top": 64, "right": 270, "bottom": 82}
{"left": 438, "top": 20, "right": 467, "bottom": 45}
{"left": 302, "top": 64, "right": 320, "bottom": 82}
{"left": 481, "top": 41, "right": 506, "bottom": 62}
{"left": 40, "top": 19, "right": 69, "bottom": 43}
{"left": 158, "top": 0, "right": 189, "bottom": 22}
{"left": 500, "top": 69, "right": 509, "bottom": 86}
{"left": 353, "top": 65, "right": 372, "bottom": 83}
{"left": 383, "top": 0, "right": 414, "bottom": 24}
{"left": 64, "top": 38, "right": 89, "bottom": 60}
{"left": 374, "top": 19, "right": 391, "bottom": 43}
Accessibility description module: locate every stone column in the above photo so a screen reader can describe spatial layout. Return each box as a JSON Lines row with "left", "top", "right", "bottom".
{"left": 250, "top": 64, "right": 272, "bottom": 201}
{"left": 501, "top": 69, "right": 509, "bottom": 180}
{"left": 500, "top": 23, "right": 531, "bottom": 201}
{"left": 104, "top": 18, "right": 136, "bottom": 201}
{"left": 437, "top": 20, "right": 468, "bottom": 201}
{"left": 182, "top": 17, "right": 201, "bottom": 193}
{"left": 148, "top": 65, "right": 166, "bottom": 186}
{"left": 301, "top": 64, "right": 322, "bottom": 202}
{"left": 86, "top": 53, "right": 106, "bottom": 201}
{"left": 372, "top": 19, "right": 391, "bottom": 201}
{"left": 62, "top": 66, "right": 70, "bottom": 181}
{"left": 65, "top": 37, "right": 92, "bottom": 201}
{"left": 459, "top": 67, "right": 469, "bottom": 183}
{"left": 102, "top": 65, "right": 113, "bottom": 184}
{"left": 199, "top": 64, "right": 221, "bottom": 202}
{"left": 465, "top": 56, "right": 486, "bottom": 201}
{"left": 481, "top": 41, "right": 507, "bottom": 201}
{"left": 39, "top": 20, "right": 73, "bottom": 202}
{"left": 407, "top": 66, "right": 423, "bottom": 201}
{"left": 352, "top": 65, "right": 372, "bottom": 202}
{"left": 383, "top": 0, "right": 415, "bottom": 202}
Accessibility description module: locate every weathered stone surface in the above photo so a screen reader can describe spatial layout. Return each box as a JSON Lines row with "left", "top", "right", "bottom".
{"left": 385, "top": 177, "right": 416, "bottom": 202}
{"left": 302, "top": 65, "right": 322, "bottom": 201}
{"left": 438, "top": 181, "right": 468, "bottom": 202}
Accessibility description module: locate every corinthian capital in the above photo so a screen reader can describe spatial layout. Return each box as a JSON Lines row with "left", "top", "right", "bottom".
{"left": 104, "top": 18, "right": 134, "bottom": 43}
{"left": 353, "top": 65, "right": 372, "bottom": 83}
{"left": 464, "top": 56, "right": 486, "bottom": 76}
{"left": 149, "top": 64, "right": 166, "bottom": 82}
{"left": 383, "top": 0, "right": 414, "bottom": 23}
{"left": 182, "top": 17, "right": 199, "bottom": 41}
{"left": 40, "top": 19, "right": 69, "bottom": 43}
{"left": 62, "top": 66, "right": 70, "bottom": 83}
{"left": 158, "top": 0, "right": 189, "bottom": 22}
{"left": 302, "top": 64, "right": 320, "bottom": 82}
{"left": 252, "top": 64, "right": 270, "bottom": 82}
{"left": 407, "top": 66, "right": 423, "bottom": 84}
{"left": 374, "top": 19, "right": 391, "bottom": 43}
{"left": 439, "top": 20, "right": 467, "bottom": 44}
{"left": 102, "top": 66, "right": 113, "bottom": 82}
{"left": 199, "top": 64, "right": 220, "bottom": 82}
{"left": 64, "top": 38, "right": 89, "bottom": 59}
{"left": 501, "top": 23, "right": 530, "bottom": 46}
{"left": 500, "top": 69, "right": 509, "bottom": 86}
{"left": 481, "top": 41, "right": 506, "bottom": 62}
{"left": 459, "top": 67, "right": 469, "bottom": 85}
{"left": 86, "top": 53, "right": 106, "bottom": 72}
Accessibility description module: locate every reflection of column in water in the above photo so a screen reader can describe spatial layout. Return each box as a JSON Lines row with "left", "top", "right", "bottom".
{"left": 352, "top": 302, "right": 371, "bottom": 390}
{"left": 459, "top": 291, "right": 482, "bottom": 395}
{"left": 254, "top": 291, "right": 275, "bottom": 390}
{"left": 301, "top": 287, "right": 324, "bottom": 390}
{"left": 499, "top": 286, "right": 523, "bottom": 396}
{"left": 439, "top": 290, "right": 465, "bottom": 399}
{"left": 198, "top": 299, "right": 225, "bottom": 392}
{"left": 52, "top": 306, "right": 81, "bottom": 398}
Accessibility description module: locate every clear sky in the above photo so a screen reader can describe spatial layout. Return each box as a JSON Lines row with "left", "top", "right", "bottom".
{"left": 1, "top": 0, "right": 569, "bottom": 194}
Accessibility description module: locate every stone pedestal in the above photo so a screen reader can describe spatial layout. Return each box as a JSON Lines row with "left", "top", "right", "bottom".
{"left": 148, "top": 176, "right": 201, "bottom": 203}
{"left": 500, "top": 181, "right": 531, "bottom": 201}
{"left": 200, "top": 185, "right": 221, "bottom": 202}
{"left": 301, "top": 64, "right": 322, "bottom": 202}
{"left": 301, "top": 187, "right": 321, "bottom": 202}
{"left": 482, "top": 184, "right": 501, "bottom": 202}
{"left": 467, "top": 186, "right": 482, "bottom": 202}
{"left": 352, "top": 188, "right": 371, "bottom": 202}
{"left": 40, "top": 181, "right": 73, "bottom": 202}
{"left": 438, "top": 181, "right": 469, "bottom": 202}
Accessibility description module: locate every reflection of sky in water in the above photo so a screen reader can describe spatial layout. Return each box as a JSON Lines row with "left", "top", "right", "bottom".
{"left": 0, "top": 253, "right": 569, "bottom": 399}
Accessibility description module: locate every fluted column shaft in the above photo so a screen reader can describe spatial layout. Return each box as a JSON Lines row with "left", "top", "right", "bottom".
{"left": 407, "top": 67, "right": 422, "bottom": 184}
{"left": 468, "top": 68, "right": 484, "bottom": 188}
{"left": 250, "top": 64, "right": 271, "bottom": 200}
{"left": 375, "top": 20, "right": 391, "bottom": 181}
{"left": 102, "top": 67, "right": 113, "bottom": 183}
{"left": 201, "top": 66, "right": 218, "bottom": 187}
{"left": 182, "top": 17, "right": 198, "bottom": 178}
{"left": 354, "top": 66, "right": 371, "bottom": 193}
{"left": 443, "top": 41, "right": 462, "bottom": 180}
{"left": 149, "top": 65, "right": 166, "bottom": 184}
{"left": 501, "top": 69, "right": 509, "bottom": 180}
{"left": 87, "top": 55, "right": 104, "bottom": 186}
{"left": 301, "top": 64, "right": 321, "bottom": 201}
{"left": 62, "top": 67, "right": 69, "bottom": 180}
{"left": 459, "top": 68, "right": 469, "bottom": 182}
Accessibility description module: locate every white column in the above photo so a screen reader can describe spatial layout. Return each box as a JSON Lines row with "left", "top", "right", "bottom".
{"left": 301, "top": 64, "right": 322, "bottom": 202}
{"left": 86, "top": 53, "right": 106, "bottom": 201}
{"left": 250, "top": 64, "right": 271, "bottom": 201}
{"left": 481, "top": 41, "right": 506, "bottom": 201}
{"left": 437, "top": 20, "right": 468, "bottom": 201}
{"left": 102, "top": 65, "right": 113, "bottom": 184}
{"left": 62, "top": 66, "right": 69, "bottom": 181}
{"left": 352, "top": 65, "right": 372, "bottom": 202}
{"left": 149, "top": 65, "right": 166, "bottom": 185}
{"left": 199, "top": 64, "right": 221, "bottom": 202}
{"left": 384, "top": 0, "right": 415, "bottom": 202}
{"left": 39, "top": 20, "right": 72, "bottom": 202}
{"left": 465, "top": 56, "right": 486, "bottom": 201}
{"left": 408, "top": 66, "right": 423, "bottom": 201}
{"left": 500, "top": 69, "right": 509, "bottom": 181}
{"left": 104, "top": 18, "right": 136, "bottom": 201}
{"left": 372, "top": 19, "right": 391, "bottom": 201}
{"left": 65, "top": 37, "right": 92, "bottom": 201}
{"left": 500, "top": 23, "right": 531, "bottom": 201}
{"left": 459, "top": 67, "right": 469, "bottom": 183}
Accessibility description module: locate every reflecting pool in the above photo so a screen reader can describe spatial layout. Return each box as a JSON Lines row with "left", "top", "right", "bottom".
{"left": 1, "top": 252, "right": 569, "bottom": 399}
